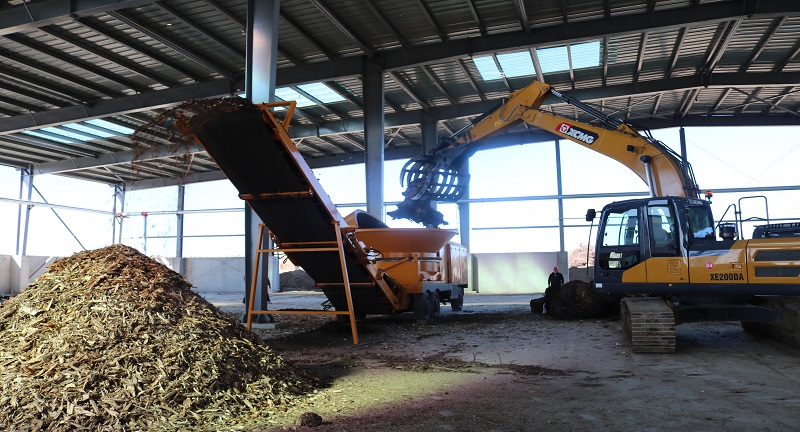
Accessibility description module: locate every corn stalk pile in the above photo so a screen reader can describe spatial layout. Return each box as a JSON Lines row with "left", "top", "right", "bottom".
{"left": 0, "top": 245, "right": 317, "bottom": 431}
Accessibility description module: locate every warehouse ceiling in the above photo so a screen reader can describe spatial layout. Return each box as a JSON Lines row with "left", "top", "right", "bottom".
{"left": 0, "top": 0, "right": 799, "bottom": 189}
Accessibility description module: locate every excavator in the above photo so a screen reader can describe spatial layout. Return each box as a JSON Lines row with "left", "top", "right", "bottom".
{"left": 396, "top": 79, "right": 800, "bottom": 353}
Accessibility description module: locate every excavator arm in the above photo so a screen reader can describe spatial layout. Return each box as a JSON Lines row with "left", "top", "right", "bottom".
{"left": 391, "top": 80, "right": 700, "bottom": 226}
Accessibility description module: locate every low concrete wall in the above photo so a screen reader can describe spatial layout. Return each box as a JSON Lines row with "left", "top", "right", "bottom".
{"left": 181, "top": 257, "right": 245, "bottom": 294}
{"left": 1, "top": 255, "right": 58, "bottom": 295}
{"left": 1, "top": 252, "right": 571, "bottom": 296}
{"left": 469, "top": 251, "right": 568, "bottom": 295}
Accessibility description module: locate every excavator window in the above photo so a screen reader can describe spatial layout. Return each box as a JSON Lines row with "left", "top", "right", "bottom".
{"left": 647, "top": 206, "right": 679, "bottom": 256}
{"left": 598, "top": 207, "right": 640, "bottom": 270}
{"left": 686, "top": 204, "right": 715, "bottom": 240}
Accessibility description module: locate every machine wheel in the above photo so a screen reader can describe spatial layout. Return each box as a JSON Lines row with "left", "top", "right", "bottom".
{"left": 450, "top": 286, "right": 464, "bottom": 312}
{"left": 414, "top": 292, "right": 434, "bottom": 321}
{"left": 430, "top": 291, "right": 441, "bottom": 317}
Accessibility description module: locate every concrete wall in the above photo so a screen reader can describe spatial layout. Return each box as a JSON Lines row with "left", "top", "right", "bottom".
{"left": 1, "top": 255, "right": 58, "bottom": 295}
{"left": 469, "top": 251, "right": 569, "bottom": 295}
{"left": 1, "top": 252, "right": 570, "bottom": 296}
{"left": 180, "top": 257, "right": 245, "bottom": 294}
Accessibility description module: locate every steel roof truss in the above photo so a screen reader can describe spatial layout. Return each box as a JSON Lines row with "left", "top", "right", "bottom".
{"left": 389, "top": 71, "right": 429, "bottom": 109}
{"left": 74, "top": 16, "right": 202, "bottom": 81}
{"left": 308, "top": 0, "right": 373, "bottom": 57}
{"left": 106, "top": 10, "right": 235, "bottom": 80}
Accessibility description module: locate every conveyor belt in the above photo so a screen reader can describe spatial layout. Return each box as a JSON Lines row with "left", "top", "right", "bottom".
{"left": 187, "top": 107, "right": 392, "bottom": 315}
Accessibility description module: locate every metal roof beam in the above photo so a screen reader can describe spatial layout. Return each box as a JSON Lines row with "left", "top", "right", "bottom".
{"left": 666, "top": 27, "right": 687, "bottom": 78}
{"left": 154, "top": 1, "right": 245, "bottom": 59}
{"left": 702, "top": 19, "right": 741, "bottom": 78}
{"left": 514, "top": 0, "right": 531, "bottom": 34}
{"left": 74, "top": 16, "right": 203, "bottom": 81}
{"left": 389, "top": 72, "right": 429, "bottom": 109}
{"left": 280, "top": 11, "right": 336, "bottom": 59}
{"left": 465, "top": 0, "right": 486, "bottom": 37}
{"left": 0, "top": 44, "right": 118, "bottom": 97}
{"left": 634, "top": 33, "right": 649, "bottom": 84}
{"left": 106, "top": 10, "right": 236, "bottom": 80}
{"left": 308, "top": 0, "right": 373, "bottom": 57}
{"left": 364, "top": 0, "right": 409, "bottom": 48}
{"left": 1, "top": 71, "right": 798, "bottom": 136}
{"left": 0, "top": 78, "right": 242, "bottom": 134}
{"left": 204, "top": 0, "right": 245, "bottom": 28}
{"left": 279, "top": 1, "right": 800, "bottom": 85}
{"left": 0, "top": 67, "right": 88, "bottom": 105}
{"left": 31, "top": 142, "right": 205, "bottom": 175}
{"left": 287, "top": 71, "right": 800, "bottom": 139}
{"left": 38, "top": 26, "right": 174, "bottom": 88}
{"left": 740, "top": 16, "right": 786, "bottom": 72}
{"left": 4, "top": 33, "right": 151, "bottom": 93}
{"left": 0, "top": 0, "right": 155, "bottom": 35}
{"left": 421, "top": 65, "right": 456, "bottom": 104}
{"left": 455, "top": 58, "right": 486, "bottom": 101}
{"left": 414, "top": 0, "right": 447, "bottom": 42}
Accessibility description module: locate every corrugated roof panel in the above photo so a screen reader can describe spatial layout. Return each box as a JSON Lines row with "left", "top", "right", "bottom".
{"left": 748, "top": 17, "right": 800, "bottom": 71}
{"left": 30, "top": 26, "right": 161, "bottom": 92}
{"left": 673, "top": 23, "right": 723, "bottom": 75}
{"left": 277, "top": 19, "right": 331, "bottom": 64}
{"left": 281, "top": 0, "right": 364, "bottom": 58}
{"left": 53, "top": 19, "right": 172, "bottom": 81}
{"left": 425, "top": 0, "right": 485, "bottom": 39}
{"left": 641, "top": 28, "right": 682, "bottom": 78}
{"left": 474, "top": 0, "right": 524, "bottom": 34}
{"left": 716, "top": 18, "right": 773, "bottom": 70}
{"left": 1, "top": 35, "right": 123, "bottom": 101}
{"left": 121, "top": 3, "right": 244, "bottom": 77}
{"left": 384, "top": 74, "right": 423, "bottom": 112}
{"left": 395, "top": 67, "right": 453, "bottom": 107}
{"left": 607, "top": 33, "right": 645, "bottom": 70}
{"left": 372, "top": 0, "right": 444, "bottom": 45}
{"left": 94, "top": 14, "right": 212, "bottom": 81}
{"left": 432, "top": 61, "right": 483, "bottom": 104}
{"left": 326, "top": 0, "right": 403, "bottom": 51}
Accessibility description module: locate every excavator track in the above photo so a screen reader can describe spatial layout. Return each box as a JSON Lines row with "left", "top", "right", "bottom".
{"left": 621, "top": 297, "right": 676, "bottom": 353}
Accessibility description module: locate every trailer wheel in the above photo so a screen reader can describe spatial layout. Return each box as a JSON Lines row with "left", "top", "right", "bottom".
{"left": 430, "top": 291, "right": 441, "bottom": 317}
{"left": 450, "top": 286, "right": 464, "bottom": 312}
{"left": 414, "top": 292, "right": 434, "bottom": 321}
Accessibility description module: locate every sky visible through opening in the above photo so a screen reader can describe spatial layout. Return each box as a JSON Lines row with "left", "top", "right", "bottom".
{"left": 1, "top": 125, "right": 799, "bottom": 258}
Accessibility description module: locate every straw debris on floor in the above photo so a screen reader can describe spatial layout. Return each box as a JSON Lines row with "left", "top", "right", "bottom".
{"left": 0, "top": 245, "right": 318, "bottom": 432}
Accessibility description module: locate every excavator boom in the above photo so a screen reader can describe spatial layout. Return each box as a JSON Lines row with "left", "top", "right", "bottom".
{"left": 392, "top": 80, "right": 700, "bottom": 226}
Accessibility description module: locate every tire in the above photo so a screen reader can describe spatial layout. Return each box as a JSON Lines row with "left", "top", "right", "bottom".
{"left": 430, "top": 291, "right": 441, "bottom": 317}
{"left": 450, "top": 286, "right": 464, "bottom": 312}
{"left": 414, "top": 292, "right": 433, "bottom": 321}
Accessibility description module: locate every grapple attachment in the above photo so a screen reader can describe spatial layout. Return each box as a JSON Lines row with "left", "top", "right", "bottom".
{"left": 398, "top": 154, "right": 468, "bottom": 203}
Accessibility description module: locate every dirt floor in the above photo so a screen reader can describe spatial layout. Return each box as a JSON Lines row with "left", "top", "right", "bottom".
{"left": 209, "top": 292, "right": 800, "bottom": 432}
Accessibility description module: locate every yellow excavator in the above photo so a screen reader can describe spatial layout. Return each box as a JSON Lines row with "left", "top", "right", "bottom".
{"left": 396, "top": 79, "right": 800, "bottom": 353}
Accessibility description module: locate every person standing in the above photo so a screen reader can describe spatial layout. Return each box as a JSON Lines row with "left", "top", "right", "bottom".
{"left": 548, "top": 266, "right": 564, "bottom": 291}
{"left": 543, "top": 266, "right": 564, "bottom": 314}
{"left": 531, "top": 266, "right": 565, "bottom": 313}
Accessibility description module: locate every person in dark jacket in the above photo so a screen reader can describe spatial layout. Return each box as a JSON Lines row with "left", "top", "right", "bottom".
{"left": 531, "top": 266, "right": 565, "bottom": 314}
{"left": 548, "top": 266, "right": 564, "bottom": 291}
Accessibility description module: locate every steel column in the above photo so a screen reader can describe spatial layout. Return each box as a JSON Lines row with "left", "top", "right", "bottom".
{"left": 363, "top": 59, "right": 385, "bottom": 218}
{"left": 244, "top": 0, "right": 279, "bottom": 320}
{"left": 457, "top": 159, "right": 471, "bottom": 249}
{"left": 176, "top": 184, "right": 185, "bottom": 275}
{"left": 113, "top": 185, "right": 125, "bottom": 244}
{"left": 555, "top": 140, "right": 565, "bottom": 252}
{"left": 15, "top": 168, "right": 32, "bottom": 256}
